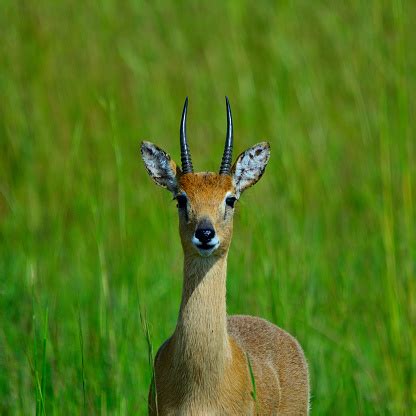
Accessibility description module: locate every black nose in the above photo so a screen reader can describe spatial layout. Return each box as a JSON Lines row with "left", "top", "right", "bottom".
{"left": 195, "top": 228, "right": 215, "bottom": 244}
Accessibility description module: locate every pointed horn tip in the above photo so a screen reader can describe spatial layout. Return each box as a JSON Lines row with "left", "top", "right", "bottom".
{"left": 225, "top": 97, "right": 232, "bottom": 118}
{"left": 181, "top": 97, "right": 189, "bottom": 115}
{"left": 182, "top": 97, "right": 188, "bottom": 112}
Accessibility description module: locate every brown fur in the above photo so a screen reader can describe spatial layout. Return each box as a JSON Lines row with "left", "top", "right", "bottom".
{"left": 143, "top": 153, "right": 309, "bottom": 415}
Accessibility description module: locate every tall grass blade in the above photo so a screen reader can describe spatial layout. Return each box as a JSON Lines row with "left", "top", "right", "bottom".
{"left": 139, "top": 308, "right": 158, "bottom": 415}
{"left": 78, "top": 312, "right": 87, "bottom": 414}
{"left": 246, "top": 353, "right": 259, "bottom": 414}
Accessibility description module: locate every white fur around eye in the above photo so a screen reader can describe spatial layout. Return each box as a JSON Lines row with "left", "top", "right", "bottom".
{"left": 233, "top": 142, "right": 270, "bottom": 197}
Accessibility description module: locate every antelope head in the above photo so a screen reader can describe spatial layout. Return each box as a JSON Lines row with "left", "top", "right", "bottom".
{"left": 141, "top": 97, "right": 270, "bottom": 258}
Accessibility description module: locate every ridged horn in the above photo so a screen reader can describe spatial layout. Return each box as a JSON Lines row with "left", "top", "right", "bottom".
{"left": 219, "top": 96, "right": 233, "bottom": 175}
{"left": 180, "top": 97, "right": 193, "bottom": 174}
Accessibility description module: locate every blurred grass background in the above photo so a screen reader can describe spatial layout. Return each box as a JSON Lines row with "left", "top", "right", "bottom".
{"left": 0, "top": 0, "right": 415, "bottom": 414}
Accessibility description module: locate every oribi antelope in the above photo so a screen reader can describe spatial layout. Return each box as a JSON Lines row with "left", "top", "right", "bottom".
{"left": 141, "top": 98, "right": 309, "bottom": 415}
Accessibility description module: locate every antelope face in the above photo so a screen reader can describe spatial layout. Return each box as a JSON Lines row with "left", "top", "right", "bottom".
{"left": 176, "top": 173, "right": 235, "bottom": 257}
{"left": 141, "top": 97, "right": 270, "bottom": 258}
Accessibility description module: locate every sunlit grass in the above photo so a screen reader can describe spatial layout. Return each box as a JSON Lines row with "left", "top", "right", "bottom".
{"left": 0, "top": 1, "right": 414, "bottom": 414}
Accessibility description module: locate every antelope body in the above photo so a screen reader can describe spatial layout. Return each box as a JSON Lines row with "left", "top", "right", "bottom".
{"left": 141, "top": 98, "right": 309, "bottom": 415}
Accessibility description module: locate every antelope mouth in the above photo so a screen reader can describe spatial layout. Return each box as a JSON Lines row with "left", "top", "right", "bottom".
{"left": 192, "top": 237, "right": 220, "bottom": 257}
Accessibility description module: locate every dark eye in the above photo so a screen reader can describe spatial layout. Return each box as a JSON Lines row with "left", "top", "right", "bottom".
{"left": 225, "top": 196, "right": 237, "bottom": 208}
{"left": 176, "top": 194, "right": 187, "bottom": 209}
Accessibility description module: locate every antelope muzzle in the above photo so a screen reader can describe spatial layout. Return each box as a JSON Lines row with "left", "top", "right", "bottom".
{"left": 192, "top": 218, "right": 220, "bottom": 257}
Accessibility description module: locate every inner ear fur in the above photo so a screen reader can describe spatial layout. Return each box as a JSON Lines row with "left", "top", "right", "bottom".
{"left": 231, "top": 141, "right": 270, "bottom": 197}
{"left": 141, "top": 141, "right": 181, "bottom": 192}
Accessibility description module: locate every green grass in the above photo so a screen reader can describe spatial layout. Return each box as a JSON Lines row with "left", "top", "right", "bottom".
{"left": 246, "top": 353, "right": 258, "bottom": 414}
{"left": 0, "top": 1, "right": 415, "bottom": 414}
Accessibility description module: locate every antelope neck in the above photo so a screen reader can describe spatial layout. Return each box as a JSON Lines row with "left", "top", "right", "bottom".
{"left": 173, "top": 252, "right": 231, "bottom": 381}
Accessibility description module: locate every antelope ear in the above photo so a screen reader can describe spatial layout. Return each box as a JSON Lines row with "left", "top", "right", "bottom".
{"left": 140, "top": 141, "right": 181, "bottom": 193}
{"left": 231, "top": 142, "right": 270, "bottom": 197}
